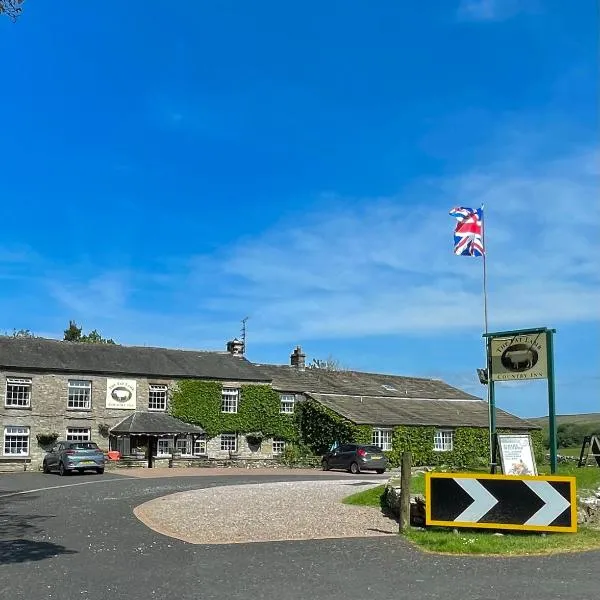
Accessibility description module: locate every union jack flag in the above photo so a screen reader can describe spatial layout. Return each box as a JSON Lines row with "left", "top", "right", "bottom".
{"left": 449, "top": 206, "right": 484, "bottom": 256}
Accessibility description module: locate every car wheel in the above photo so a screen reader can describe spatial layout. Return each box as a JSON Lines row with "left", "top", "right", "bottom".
{"left": 321, "top": 460, "right": 329, "bottom": 471}
{"left": 96, "top": 468, "right": 104, "bottom": 475}
{"left": 349, "top": 462, "right": 360, "bottom": 475}
{"left": 375, "top": 469, "right": 385, "bottom": 474}
{"left": 58, "top": 462, "right": 69, "bottom": 476}
{"left": 42, "top": 461, "right": 50, "bottom": 474}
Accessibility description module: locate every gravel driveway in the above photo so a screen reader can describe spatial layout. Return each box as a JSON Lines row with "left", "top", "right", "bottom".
{"left": 134, "top": 480, "right": 397, "bottom": 544}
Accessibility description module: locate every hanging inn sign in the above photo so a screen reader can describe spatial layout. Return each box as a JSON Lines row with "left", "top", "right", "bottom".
{"left": 489, "top": 332, "right": 548, "bottom": 381}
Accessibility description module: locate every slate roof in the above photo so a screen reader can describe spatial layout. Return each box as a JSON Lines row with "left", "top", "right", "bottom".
{"left": 256, "top": 364, "right": 480, "bottom": 400}
{"left": 110, "top": 412, "right": 206, "bottom": 435}
{"left": 310, "top": 393, "right": 538, "bottom": 430}
{"left": 0, "top": 337, "right": 268, "bottom": 382}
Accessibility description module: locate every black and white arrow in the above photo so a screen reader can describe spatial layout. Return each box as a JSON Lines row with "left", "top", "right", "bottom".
{"left": 454, "top": 478, "right": 498, "bottom": 522}
{"left": 523, "top": 480, "right": 571, "bottom": 526}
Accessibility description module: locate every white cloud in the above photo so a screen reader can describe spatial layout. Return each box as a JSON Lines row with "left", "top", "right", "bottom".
{"left": 7, "top": 143, "right": 598, "bottom": 350}
{"left": 457, "top": 0, "right": 534, "bottom": 22}
{"left": 120, "top": 143, "right": 596, "bottom": 346}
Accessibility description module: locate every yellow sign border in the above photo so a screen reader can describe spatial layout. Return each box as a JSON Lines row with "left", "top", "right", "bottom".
{"left": 425, "top": 472, "right": 577, "bottom": 533}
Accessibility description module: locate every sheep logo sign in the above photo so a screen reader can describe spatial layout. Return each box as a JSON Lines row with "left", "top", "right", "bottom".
{"left": 490, "top": 333, "right": 548, "bottom": 381}
{"left": 106, "top": 378, "right": 137, "bottom": 409}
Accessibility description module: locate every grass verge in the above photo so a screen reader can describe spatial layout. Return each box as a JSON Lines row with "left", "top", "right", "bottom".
{"left": 342, "top": 477, "right": 600, "bottom": 556}
{"left": 405, "top": 527, "right": 600, "bottom": 556}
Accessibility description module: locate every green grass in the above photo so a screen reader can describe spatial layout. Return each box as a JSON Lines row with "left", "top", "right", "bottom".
{"left": 529, "top": 413, "right": 600, "bottom": 426}
{"left": 405, "top": 527, "right": 600, "bottom": 556}
{"left": 558, "top": 447, "right": 583, "bottom": 457}
{"left": 342, "top": 484, "right": 386, "bottom": 508}
{"left": 342, "top": 467, "right": 600, "bottom": 556}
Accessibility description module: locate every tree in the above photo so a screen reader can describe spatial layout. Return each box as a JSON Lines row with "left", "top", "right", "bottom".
{"left": 2, "top": 328, "right": 35, "bottom": 338}
{"left": 0, "top": 0, "right": 24, "bottom": 20}
{"left": 63, "top": 320, "right": 116, "bottom": 344}
{"left": 307, "top": 355, "right": 345, "bottom": 371}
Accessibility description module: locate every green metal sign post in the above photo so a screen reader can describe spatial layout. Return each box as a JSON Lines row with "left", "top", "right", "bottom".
{"left": 483, "top": 327, "right": 558, "bottom": 474}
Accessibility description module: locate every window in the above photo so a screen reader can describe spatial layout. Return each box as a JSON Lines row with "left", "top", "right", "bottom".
{"left": 66, "top": 427, "right": 91, "bottom": 441}
{"left": 148, "top": 384, "right": 168, "bottom": 411}
{"left": 67, "top": 380, "right": 91, "bottom": 410}
{"left": 5, "top": 378, "right": 32, "bottom": 408}
{"left": 279, "top": 394, "right": 295, "bottom": 414}
{"left": 176, "top": 437, "right": 191, "bottom": 456}
{"left": 434, "top": 429, "right": 454, "bottom": 452}
{"left": 3, "top": 426, "right": 30, "bottom": 456}
{"left": 157, "top": 438, "right": 173, "bottom": 457}
{"left": 272, "top": 439, "right": 286, "bottom": 455}
{"left": 372, "top": 429, "right": 393, "bottom": 451}
{"left": 221, "top": 388, "right": 239, "bottom": 413}
{"left": 193, "top": 438, "right": 207, "bottom": 456}
{"left": 220, "top": 433, "right": 237, "bottom": 452}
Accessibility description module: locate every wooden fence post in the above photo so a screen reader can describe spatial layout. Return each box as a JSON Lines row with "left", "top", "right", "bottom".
{"left": 399, "top": 450, "right": 412, "bottom": 533}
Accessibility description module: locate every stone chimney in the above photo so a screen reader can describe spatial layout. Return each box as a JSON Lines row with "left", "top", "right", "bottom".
{"left": 290, "top": 346, "right": 306, "bottom": 370}
{"left": 226, "top": 338, "right": 245, "bottom": 356}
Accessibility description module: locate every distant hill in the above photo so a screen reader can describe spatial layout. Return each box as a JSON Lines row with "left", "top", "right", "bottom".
{"left": 529, "top": 413, "right": 600, "bottom": 426}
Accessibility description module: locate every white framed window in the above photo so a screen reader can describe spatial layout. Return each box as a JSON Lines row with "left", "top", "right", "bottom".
{"left": 221, "top": 388, "right": 239, "bottom": 413}
{"left": 67, "top": 380, "right": 92, "bottom": 410}
{"left": 176, "top": 437, "right": 192, "bottom": 456}
{"left": 66, "top": 427, "right": 91, "bottom": 441}
{"left": 280, "top": 394, "right": 295, "bottom": 414}
{"left": 148, "top": 384, "right": 168, "bottom": 411}
{"left": 157, "top": 438, "right": 173, "bottom": 457}
{"left": 220, "top": 433, "right": 237, "bottom": 452}
{"left": 272, "top": 438, "right": 286, "bottom": 455}
{"left": 5, "top": 377, "right": 32, "bottom": 408}
{"left": 434, "top": 429, "right": 454, "bottom": 452}
{"left": 3, "top": 426, "right": 30, "bottom": 456}
{"left": 193, "top": 438, "right": 207, "bottom": 456}
{"left": 372, "top": 428, "right": 393, "bottom": 451}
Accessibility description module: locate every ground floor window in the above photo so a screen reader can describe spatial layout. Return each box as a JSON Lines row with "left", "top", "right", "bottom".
{"left": 193, "top": 438, "right": 207, "bottom": 456}
{"left": 272, "top": 438, "right": 286, "bottom": 455}
{"left": 157, "top": 438, "right": 174, "bottom": 457}
{"left": 220, "top": 433, "right": 237, "bottom": 452}
{"left": 66, "top": 427, "right": 91, "bottom": 441}
{"left": 434, "top": 429, "right": 454, "bottom": 452}
{"left": 3, "top": 426, "right": 30, "bottom": 456}
{"left": 372, "top": 428, "right": 393, "bottom": 451}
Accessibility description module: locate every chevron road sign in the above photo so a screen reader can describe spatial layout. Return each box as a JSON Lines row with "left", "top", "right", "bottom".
{"left": 425, "top": 473, "right": 577, "bottom": 533}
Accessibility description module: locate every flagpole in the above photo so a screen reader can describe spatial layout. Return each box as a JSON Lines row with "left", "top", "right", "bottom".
{"left": 481, "top": 205, "right": 496, "bottom": 472}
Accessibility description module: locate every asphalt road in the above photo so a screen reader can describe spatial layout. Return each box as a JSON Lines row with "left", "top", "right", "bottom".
{"left": 1, "top": 471, "right": 598, "bottom": 600}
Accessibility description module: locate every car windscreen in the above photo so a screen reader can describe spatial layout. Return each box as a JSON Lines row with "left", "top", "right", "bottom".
{"left": 68, "top": 442, "right": 100, "bottom": 450}
{"left": 363, "top": 446, "right": 384, "bottom": 453}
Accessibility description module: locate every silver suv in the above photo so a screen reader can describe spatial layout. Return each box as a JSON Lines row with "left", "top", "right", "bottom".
{"left": 43, "top": 440, "right": 105, "bottom": 475}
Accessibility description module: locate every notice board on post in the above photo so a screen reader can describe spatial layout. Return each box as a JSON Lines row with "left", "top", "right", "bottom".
{"left": 497, "top": 433, "right": 537, "bottom": 476}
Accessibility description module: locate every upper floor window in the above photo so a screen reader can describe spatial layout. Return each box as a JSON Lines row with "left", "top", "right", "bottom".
{"left": 434, "top": 429, "right": 454, "bottom": 452}
{"left": 221, "top": 388, "right": 239, "bottom": 413}
{"left": 280, "top": 394, "right": 295, "bottom": 414}
{"left": 372, "top": 428, "right": 393, "bottom": 451}
{"left": 3, "top": 426, "right": 30, "bottom": 456}
{"left": 5, "top": 377, "right": 32, "bottom": 408}
{"left": 67, "top": 380, "right": 92, "bottom": 410}
{"left": 148, "top": 384, "right": 168, "bottom": 411}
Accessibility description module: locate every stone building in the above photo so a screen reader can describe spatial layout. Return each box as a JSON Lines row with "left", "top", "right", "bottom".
{"left": 0, "top": 336, "right": 271, "bottom": 471}
{"left": 1, "top": 337, "right": 538, "bottom": 472}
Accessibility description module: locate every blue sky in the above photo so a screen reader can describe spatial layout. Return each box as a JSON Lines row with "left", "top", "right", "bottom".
{"left": 1, "top": 0, "right": 598, "bottom": 418}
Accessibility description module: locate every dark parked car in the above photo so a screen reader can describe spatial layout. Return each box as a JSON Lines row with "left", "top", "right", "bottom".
{"left": 43, "top": 440, "right": 105, "bottom": 475}
{"left": 321, "top": 444, "right": 388, "bottom": 474}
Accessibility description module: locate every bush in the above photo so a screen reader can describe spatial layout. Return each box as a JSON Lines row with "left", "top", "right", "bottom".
{"left": 278, "top": 443, "right": 319, "bottom": 467}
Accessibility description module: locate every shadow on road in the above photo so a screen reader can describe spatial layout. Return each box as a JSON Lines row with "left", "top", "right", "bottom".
{"left": 0, "top": 539, "right": 76, "bottom": 564}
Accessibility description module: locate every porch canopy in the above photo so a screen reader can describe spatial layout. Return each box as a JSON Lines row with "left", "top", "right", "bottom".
{"left": 110, "top": 412, "right": 206, "bottom": 436}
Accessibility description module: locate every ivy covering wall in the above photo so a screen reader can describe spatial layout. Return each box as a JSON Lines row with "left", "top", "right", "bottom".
{"left": 295, "top": 399, "right": 372, "bottom": 454}
{"left": 386, "top": 425, "right": 545, "bottom": 468}
{"left": 169, "top": 380, "right": 297, "bottom": 440}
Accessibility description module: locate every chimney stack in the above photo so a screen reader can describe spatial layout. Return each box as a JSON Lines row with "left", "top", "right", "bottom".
{"left": 290, "top": 346, "right": 306, "bottom": 370}
{"left": 226, "top": 338, "right": 245, "bottom": 356}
